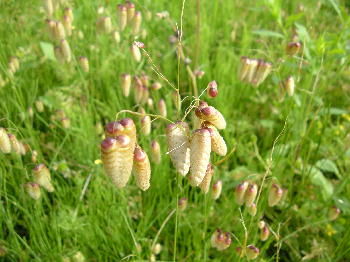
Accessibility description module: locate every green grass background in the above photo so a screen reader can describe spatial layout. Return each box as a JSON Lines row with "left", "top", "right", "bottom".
{"left": 0, "top": 0, "right": 350, "bottom": 261}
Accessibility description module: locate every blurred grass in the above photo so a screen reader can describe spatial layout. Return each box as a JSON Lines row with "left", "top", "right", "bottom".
{"left": 0, "top": 0, "right": 350, "bottom": 261}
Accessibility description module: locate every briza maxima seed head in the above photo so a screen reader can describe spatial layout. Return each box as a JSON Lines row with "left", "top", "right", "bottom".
{"left": 126, "top": 1, "right": 135, "bottom": 23}
{"left": 43, "top": 0, "right": 53, "bottom": 17}
{"left": 245, "top": 183, "right": 258, "bottom": 206}
{"left": 133, "top": 146, "right": 151, "bottom": 191}
{"left": 64, "top": 8, "right": 74, "bottom": 22}
{"left": 203, "top": 123, "right": 227, "bottom": 156}
{"left": 113, "top": 31, "right": 121, "bottom": 43}
{"left": 252, "top": 60, "right": 272, "bottom": 86}
{"left": 101, "top": 136, "right": 133, "bottom": 188}
{"left": 24, "top": 182, "right": 41, "bottom": 200}
{"left": 286, "top": 42, "right": 301, "bottom": 56}
{"left": 151, "top": 81, "right": 162, "bottom": 91}
{"left": 33, "top": 164, "right": 54, "bottom": 192}
{"left": 247, "top": 203, "right": 257, "bottom": 216}
{"left": 62, "top": 16, "right": 72, "bottom": 36}
{"left": 141, "top": 115, "right": 151, "bottom": 136}
{"left": 238, "top": 56, "right": 251, "bottom": 81}
{"left": 212, "top": 180, "right": 222, "bottom": 200}
{"left": 260, "top": 225, "right": 270, "bottom": 241}
{"left": 178, "top": 197, "right": 188, "bottom": 211}
{"left": 60, "top": 39, "right": 71, "bottom": 63}
{"left": 211, "top": 229, "right": 232, "bottom": 251}
{"left": 8, "top": 134, "right": 21, "bottom": 155}
{"left": 31, "top": 150, "right": 38, "bottom": 163}
{"left": 117, "top": 4, "right": 127, "bottom": 31}
{"left": 246, "top": 245, "right": 259, "bottom": 260}
{"left": 120, "top": 73, "right": 131, "bottom": 97}
{"left": 166, "top": 122, "right": 190, "bottom": 176}
{"left": 0, "top": 128, "right": 11, "bottom": 154}
{"left": 268, "top": 184, "right": 283, "bottom": 207}
{"left": 195, "top": 105, "right": 226, "bottom": 130}
{"left": 158, "top": 99, "right": 167, "bottom": 117}
{"left": 207, "top": 80, "right": 218, "bottom": 98}
{"left": 54, "top": 21, "right": 66, "bottom": 41}
{"left": 131, "top": 42, "right": 142, "bottom": 62}
{"left": 79, "top": 56, "right": 89, "bottom": 73}
{"left": 189, "top": 128, "right": 211, "bottom": 186}
{"left": 235, "top": 181, "right": 249, "bottom": 205}
{"left": 284, "top": 76, "right": 295, "bottom": 96}
{"left": 246, "top": 59, "right": 259, "bottom": 83}
{"left": 132, "top": 11, "right": 142, "bottom": 35}
{"left": 151, "top": 140, "right": 161, "bottom": 164}
{"left": 328, "top": 205, "right": 341, "bottom": 221}
{"left": 199, "top": 163, "right": 214, "bottom": 194}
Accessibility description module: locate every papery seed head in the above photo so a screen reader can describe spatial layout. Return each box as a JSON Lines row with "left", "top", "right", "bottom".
{"left": 121, "top": 73, "right": 131, "bottom": 97}
{"left": 212, "top": 180, "right": 222, "bottom": 200}
{"left": 151, "top": 140, "right": 161, "bottom": 164}
{"left": 258, "top": 220, "right": 265, "bottom": 229}
{"left": 117, "top": 4, "right": 127, "bottom": 31}
{"left": 245, "top": 183, "right": 258, "bottom": 206}
{"left": 31, "top": 150, "right": 38, "bottom": 163}
{"left": 260, "top": 226, "right": 270, "bottom": 241}
{"left": 178, "top": 197, "right": 188, "bottom": 211}
{"left": 151, "top": 82, "right": 162, "bottom": 91}
{"left": 328, "top": 205, "right": 341, "bottom": 221}
{"left": 235, "top": 181, "right": 249, "bottom": 205}
{"left": 132, "top": 11, "right": 142, "bottom": 35}
{"left": 158, "top": 99, "right": 167, "bottom": 117}
{"left": 0, "top": 127, "right": 11, "bottom": 154}
{"left": 25, "top": 182, "right": 41, "bottom": 200}
{"left": 247, "top": 203, "right": 257, "bottom": 216}
{"left": 286, "top": 42, "right": 301, "bottom": 56}
{"left": 285, "top": 76, "right": 295, "bottom": 96}
{"left": 246, "top": 245, "right": 260, "bottom": 260}
{"left": 126, "top": 1, "right": 135, "bottom": 23}
{"left": 79, "top": 56, "right": 89, "bottom": 73}
{"left": 64, "top": 8, "right": 74, "bottom": 22}
{"left": 131, "top": 44, "right": 142, "bottom": 62}
{"left": 194, "top": 69, "right": 205, "bottom": 79}
{"left": 141, "top": 115, "right": 151, "bottom": 135}
{"left": 268, "top": 183, "right": 283, "bottom": 207}
{"left": 199, "top": 163, "right": 214, "bottom": 194}
{"left": 152, "top": 243, "right": 162, "bottom": 255}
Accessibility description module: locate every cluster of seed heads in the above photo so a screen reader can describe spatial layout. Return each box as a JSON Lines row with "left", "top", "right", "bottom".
{"left": 238, "top": 57, "right": 272, "bottom": 86}
{"left": 0, "top": 128, "right": 28, "bottom": 156}
{"left": 101, "top": 118, "right": 152, "bottom": 191}
{"left": 211, "top": 229, "right": 232, "bottom": 251}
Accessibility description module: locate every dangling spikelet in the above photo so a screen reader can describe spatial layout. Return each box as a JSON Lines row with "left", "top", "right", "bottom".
{"left": 147, "top": 98, "right": 154, "bottom": 109}
{"left": 33, "top": 164, "right": 54, "bottom": 192}
{"left": 286, "top": 42, "right": 301, "bottom": 56}
{"left": 246, "top": 245, "right": 260, "bottom": 260}
{"left": 199, "top": 163, "right": 214, "bottom": 194}
{"left": 166, "top": 122, "right": 191, "bottom": 176}
{"left": 101, "top": 136, "right": 133, "bottom": 188}
{"left": 238, "top": 56, "right": 252, "bottom": 81}
{"left": 64, "top": 7, "right": 74, "bottom": 22}
{"left": 235, "top": 181, "right": 249, "bottom": 205}
{"left": 246, "top": 59, "right": 259, "bottom": 83}
{"left": 188, "top": 129, "right": 211, "bottom": 186}
{"left": 120, "top": 73, "right": 131, "bottom": 97}
{"left": 8, "top": 134, "right": 21, "bottom": 155}
{"left": 0, "top": 128, "right": 11, "bottom": 154}
{"left": 117, "top": 4, "right": 127, "bottom": 31}
{"left": 157, "top": 99, "right": 167, "bottom": 117}
{"left": 141, "top": 86, "right": 149, "bottom": 104}
{"left": 79, "top": 57, "right": 89, "bottom": 73}
{"left": 62, "top": 16, "right": 72, "bottom": 36}
{"left": 195, "top": 105, "right": 226, "bottom": 130}
{"left": 284, "top": 76, "right": 295, "bottom": 96}
{"left": 45, "top": 19, "right": 56, "bottom": 40}
{"left": 134, "top": 84, "right": 144, "bottom": 104}
{"left": 24, "top": 182, "right": 41, "bottom": 200}
{"left": 211, "top": 229, "right": 232, "bottom": 251}
{"left": 54, "top": 21, "right": 66, "bottom": 41}
{"left": 178, "top": 197, "right": 188, "bottom": 211}
{"left": 132, "top": 11, "right": 142, "bottom": 35}
{"left": 328, "top": 206, "right": 341, "bottom": 221}
{"left": 151, "top": 81, "right": 162, "bottom": 91}
{"left": 260, "top": 225, "right": 270, "bottom": 241}
{"left": 207, "top": 80, "right": 218, "bottom": 98}
{"left": 141, "top": 115, "right": 151, "bottom": 136}
{"left": 151, "top": 140, "right": 161, "bottom": 164}
{"left": 19, "top": 142, "right": 27, "bottom": 155}
{"left": 133, "top": 146, "right": 151, "bottom": 191}
{"left": 172, "top": 91, "right": 181, "bottom": 112}
{"left": 60, "top": 39, "right": 71, "bottom": 63}
{"left": 54, "top": 46, "right": 65, "bottom": 63}
{"left": 140, "top": 73, "right": 149, "bottom": 87}
{"left": 35, "top": 100, "right": 44, "bottom": 112}
{"left": 203, "top": 123, "right": 227, "bottom": 156}
{"left": 268, "top": 184, "right": 283, "bottom": 207}
{"left": 31, "top": 150, "right": 38, "bottom": 163}
{"left": 247, "top": 203, "right": 257, "bottom": 216}
{"left": 43, "top": 0, "right": 54, "bottom": 17}
{"left": 252, "top": 60, "right": 272, "bottom": 86}
{"left": 212, "top": 180, "right": 222, "bottom": 200}
{"left": 245, "top": 183, "right": 258, "bottom": 206}
{"left": 126, "top": 1, "right": 135, "bottom": 23}
{"left": 131, "top": 42, "right": 142, "bottom": 62}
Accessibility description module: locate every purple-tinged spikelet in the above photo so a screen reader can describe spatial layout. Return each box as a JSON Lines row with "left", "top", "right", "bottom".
{"left": 133, "top": 146, "right": 151, "bottom": 191}
{"left": 33, "top": 164, "right": 54, "bottom": 192}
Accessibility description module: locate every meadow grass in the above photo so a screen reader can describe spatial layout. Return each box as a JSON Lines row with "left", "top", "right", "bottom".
{"left": 0, "top": 0, "right": 350, "bottom": 261}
